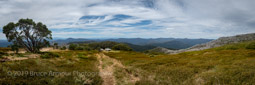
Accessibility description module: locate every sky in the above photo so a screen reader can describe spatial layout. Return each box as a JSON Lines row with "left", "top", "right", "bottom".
{"left": 0, "top": 0, "right": 255, "bottom": 39}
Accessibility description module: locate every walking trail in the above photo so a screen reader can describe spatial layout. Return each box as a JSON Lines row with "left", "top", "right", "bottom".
{"left": 96, "top": 53, "right": 140, "bottom": 85}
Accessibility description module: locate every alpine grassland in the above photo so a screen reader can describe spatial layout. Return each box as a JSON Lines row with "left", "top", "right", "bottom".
{"left": 1, "top": 40, "right": 255, "bottom": 85}
{"left": 0, "top": 50, "right": 102, "bottom": 85}
{"left": 105, "top": 41, "right": 255, "bottom": 85}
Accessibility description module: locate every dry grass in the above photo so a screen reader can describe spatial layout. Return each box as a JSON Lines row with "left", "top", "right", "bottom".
{"left": 0, "top": 50, "right": 102, "bottom": 85}
{"left": 105, "top": 41, "right": 255, "bottom": 85}
{"left": 1, "top": 41, "right": 255, "bottom": 84}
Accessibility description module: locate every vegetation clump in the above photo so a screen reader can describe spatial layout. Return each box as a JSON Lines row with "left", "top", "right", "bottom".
{"left": 68, "top": 41, "right": 133, "bottom": 51}
{"left": 69, "top": 44, "right": 78, "bottom": 50}
{"left": 112, "top": 44, "right": 132, "bottom": 51}
{"left": 0, "top": 52, "right": 6, "bottom": 58}
{"left": 53, "top": 43, "right": 59, "bottom": 49}
{"left": 60, "top": 46, "right": 67, "bottom": 50}
{"left": 0, "top": 48, "right": 11, "bottom": 58}
{"left": 40, "top": 52, "right": 60, "bottom": 59}
{"left": 246, "top": 42, "right": 255, "bottom": 49}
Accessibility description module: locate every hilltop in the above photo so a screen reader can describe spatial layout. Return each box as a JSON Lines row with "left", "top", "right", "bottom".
{"left": 104, "top": 40, "right": 255, "bottom": 85}
{"left": 151, "top": 33, "right": 255, "bottom": 54}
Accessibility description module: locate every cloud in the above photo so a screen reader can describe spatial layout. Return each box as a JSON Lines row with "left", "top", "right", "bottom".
{"left": 0, "top": 0, "right": 255, "bottom": 39}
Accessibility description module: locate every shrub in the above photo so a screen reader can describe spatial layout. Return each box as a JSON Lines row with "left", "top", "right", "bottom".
{"left": 149, "top": 55, "right": 155, "bottom": 57}
{"left": 69, "top": 44, "right": 78, "bottom": 50}
{"left": 75, "top": 46, "right": 84, "bottom": 50}
{"left": 83, "top": 46, "right": 92, "bottom": 51}
{"left": 60, "top": 46, "right": 67, "bottom": 50}
{"left": 246, "top": 42, "right": 255, "bottom": 49}
{"left": 225, "top": 45, "right": 239, "bottom": 50}
{"left": 53, "top": 43, "right": 59, "bottom": 49}
{"left": 0, "top": 52, "right": 5, "bottom": 58}
{"left": 0, "top": 48, "right": 11, "bottom": 53}
{"left": 17, "top": 54, "right": 26, "bottom": 57}
{"left": 77, "top": 53, "right": 89, "bottom": 59}
{"left": 87, "top": 41, "right": 118, "bottom": 50}
{"left": 0, "top": 52, "right": 9, "bottom": 58}
{"left": 112, "top": 44, "right": 132, "bottom": 51}
{"left": 40, "top": 52, "right": 60, "bottom": 59}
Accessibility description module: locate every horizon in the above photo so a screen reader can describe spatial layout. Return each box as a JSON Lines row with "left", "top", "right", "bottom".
{"left": 2, "top": 32, "right": 255, "bottom": 41}
{"left": 1, "top": 0, "right": 255, "bottom": 39}
{"left": 0, "top": 37, "right": 215, "bottom": 41}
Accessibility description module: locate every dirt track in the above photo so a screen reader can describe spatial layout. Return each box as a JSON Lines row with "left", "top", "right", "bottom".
{"left": 96, "top": 53, "right": 139, "bottom": 85}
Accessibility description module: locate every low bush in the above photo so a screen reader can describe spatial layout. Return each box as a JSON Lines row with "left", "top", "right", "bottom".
{"left": 17, "top": 54, "right": 26, "bottom": 57}
{"left": 246, "top": 42, "right": 255, "bottom": 49}
{"left": 69, "top": 44, "right": 78, "bottom": 50}
{"left": 83, "top": 46, "right": 92, "bottom": 51}
{"left": 0, "top": 52, "right": 8, "bottom": 58}
{"left": 112, "top": 44, "right": 132, "bottom": 51}
{"left": 75, "top": 46, "right": 84, "bottom": 50}
{"left": 224, "top": 45, "right": 239, "bottom": 50}
{"left": 77, "top": 53, "right": 89, "bottom": 59}
{"left": 40, "top": 52, "right": 60, "bottom": 59}
{"left": 60, "top": 46, "right": 66, "bottom": 50}
{"left": 0, "top": 52, "right": 4, "bottom": 58}
{"left": 0, "top": 48, "right": 11, "bottom": 53}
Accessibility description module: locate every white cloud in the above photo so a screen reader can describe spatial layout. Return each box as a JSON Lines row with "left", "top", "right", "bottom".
{"left": 0, "top": 0, "right": 255, "bottom": 39}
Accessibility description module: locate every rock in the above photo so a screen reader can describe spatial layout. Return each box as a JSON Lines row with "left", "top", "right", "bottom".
{"left": 165, "top": 33, "right": 255, "bottom": 54}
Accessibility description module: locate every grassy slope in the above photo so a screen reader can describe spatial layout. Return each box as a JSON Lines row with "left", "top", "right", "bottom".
{"left": 0, "top": 50, "right": 102, "bottom": 85}
{"left": 105, "top": 41, "right": 255, "bottom": 85}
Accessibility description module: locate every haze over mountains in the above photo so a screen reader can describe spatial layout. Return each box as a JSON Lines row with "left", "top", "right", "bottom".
{"left": 0, "top": 37, "right": 213, "bottom": 51}
{"left": 54, "top": 38, "right": 212, "bottom": 50}
{"left": 151, "top": 33, "right": 255, "bottom": 54}
{"left": 4, "top": 32, "right": 254, "bottom": 52}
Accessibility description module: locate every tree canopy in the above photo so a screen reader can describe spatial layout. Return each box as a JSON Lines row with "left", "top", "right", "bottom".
{"left": 3, "top": 18, "right": 52, "bottom": 53}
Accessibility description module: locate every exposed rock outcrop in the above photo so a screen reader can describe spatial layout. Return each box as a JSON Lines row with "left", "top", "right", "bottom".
{"left": 153, "top": 33, "right": 255, "bottom": 54}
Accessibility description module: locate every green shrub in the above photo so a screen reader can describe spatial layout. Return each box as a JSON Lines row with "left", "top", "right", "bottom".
{"left": 17, "top": 54, "right": 26, "bottom": 57}
{"left": 77, "top": 53, "right": 89, "bottom": 59}
{"left": 53, "top": 43, "right": 59, "bottom": 49}
{"left": 246, "top": 42, "right": 255, "bottom": 49}
{"left": 75, "top": 46, "right": 84, "bottom": 50}
{"left": 69, "top": 44, "right": 78, "bottom": 50}
{"left": 112, "top": 44, "right": 132, "bottom": 51}
{"left": 83, "top": 46, "right": 92, "bottom": 51}
{"left": 0, "top": 52, "right": 8, "bottom": 58}
{"left": 0, "top": 48, "right": 11, "bottom": 52}
{"left": 0, "top": 52, "right": 4, "bottom": 58}
{"left": 40, "top": 52, "right": 60, "bottom": 59}
{"left": 60, "top": 46, "right": 67, "bottom": 50}
{"left": 224, "top": 45, "right": 239, "bottom": 50}
{"left": 149, "top": 55, "right": 155, "bottom": 57}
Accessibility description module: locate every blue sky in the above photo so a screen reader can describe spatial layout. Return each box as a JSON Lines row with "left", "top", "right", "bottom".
{"left": 0, "top": 0, "right": 255, "bottom": 39}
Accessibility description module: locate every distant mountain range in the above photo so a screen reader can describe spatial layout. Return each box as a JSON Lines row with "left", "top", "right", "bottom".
{"left": 53, "top": 38, "right": 213, "bottom": 50}
{"left": 151, "top": 33, "right": 255, "bottom": 54}
{"left": 0, "top": 37, "right": 213, "bottom": 51}
{"left": 0, "top": 40, "right": 11, "bottom": 47}
{"left": 146, "top": 39, "right": 212, "bottom": 49}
